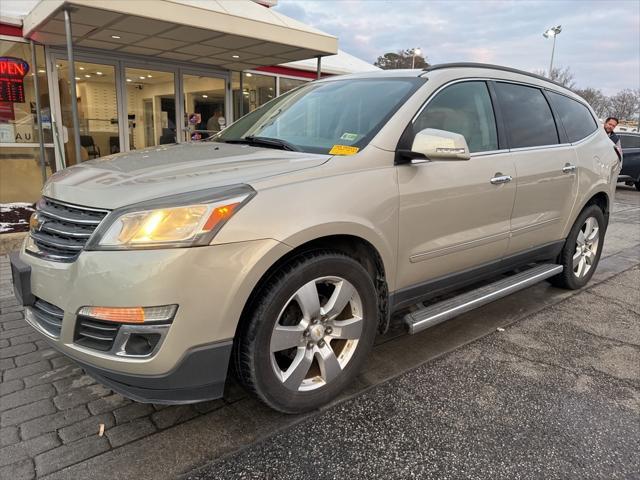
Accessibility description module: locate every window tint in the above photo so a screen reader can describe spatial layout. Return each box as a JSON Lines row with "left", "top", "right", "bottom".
{"left": 495, "top": 82, "right": 559, "bottom": 148}
{"left": 547, "top": 92, "right": 597, "bottom": 142}
{"left": 413, "top": 81, "right": 498, "bottom": 153}
{"left": 619, "top": 135, "right": 640, "bottom": 149}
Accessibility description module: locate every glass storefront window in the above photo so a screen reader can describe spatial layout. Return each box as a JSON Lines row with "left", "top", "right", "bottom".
{"left": 232, "top": 72, "right": 276, "bottom": 120}
{"left": 57, "top": 60, "right": 118, "bottom": 165}
{"left": 0, "top": 40, "right": 53, "bottom": 205}
{"left": 183, "top": 74, "right": 226, "bottom": 141}
{"left": 125, "top": 67, "right": 176, "bottom": 149}
{"left": 280, "top": 77, "right": 307, "bottom": 94}
{"left": 0, "top": 41, "right": 50, "bottom": 145}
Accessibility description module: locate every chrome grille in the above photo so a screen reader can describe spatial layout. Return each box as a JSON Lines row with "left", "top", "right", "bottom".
{"left": 74, "top": 317, "right": 120, "bottom": 352}
{"left": 30, "top": 298, "right": 64, "bottom": 338}
{"left": 29, "top": 197, "right": 109, "bottom": 262}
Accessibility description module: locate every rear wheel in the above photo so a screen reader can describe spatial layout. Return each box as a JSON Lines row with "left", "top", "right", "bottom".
{"left": 551, "top": 204, "right": 605, "bottom": 289}
{"left": 234, "top": 251, "right": 378, "bottom": 413}
{"left": 635, "top": 180, "right": 640, "bottom": 191}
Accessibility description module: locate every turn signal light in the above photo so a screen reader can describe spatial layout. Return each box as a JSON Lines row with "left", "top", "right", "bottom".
{"left": 202, "top": 202, "right": 241, "bottom": 231}
{"left": 78, "top": 305, "right": 177, "bottom": 324}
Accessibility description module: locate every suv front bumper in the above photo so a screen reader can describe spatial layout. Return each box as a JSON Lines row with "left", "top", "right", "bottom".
{"left": 11, "top": 236, "right": 290, "bottom": 403}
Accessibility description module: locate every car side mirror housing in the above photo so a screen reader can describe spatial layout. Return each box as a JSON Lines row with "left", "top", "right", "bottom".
{"left": 398, "top": 128, "right": 471, "bottom": 163}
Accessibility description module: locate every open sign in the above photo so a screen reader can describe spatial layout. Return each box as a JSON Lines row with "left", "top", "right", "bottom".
{"left": 0, "top": 56, "right": 30, "bottom": 103}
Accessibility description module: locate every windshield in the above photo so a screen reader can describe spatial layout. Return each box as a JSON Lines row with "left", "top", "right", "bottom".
{"left": 213, "top": 77, "right": 423, "bottom": 154}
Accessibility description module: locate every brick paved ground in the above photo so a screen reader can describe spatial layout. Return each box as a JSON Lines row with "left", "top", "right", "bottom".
{"left": 0, "top": 256, "right": 245, "bottom": 479}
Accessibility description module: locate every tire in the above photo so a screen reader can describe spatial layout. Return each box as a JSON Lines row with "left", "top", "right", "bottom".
{"left": 551, "top": 204, "right": 606, "bottom": 290}
{"left": 635, "top": 180, "right": 640, "bottom": 191}
{"left": 233, "top": 251, "right": 378, "bottom": 413}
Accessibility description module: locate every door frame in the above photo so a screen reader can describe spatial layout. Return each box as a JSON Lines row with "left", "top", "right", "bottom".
{"left": 180, "top": 65, "right": 231, "bottom": 142}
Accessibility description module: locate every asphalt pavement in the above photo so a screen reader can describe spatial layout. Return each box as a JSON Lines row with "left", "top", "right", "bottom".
{"left": 185, "top": 265, "right": 640, "bottom": 480}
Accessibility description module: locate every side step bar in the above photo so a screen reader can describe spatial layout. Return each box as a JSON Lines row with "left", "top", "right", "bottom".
{"left": 405, "top": 264, "right": 563, "bottom": 335}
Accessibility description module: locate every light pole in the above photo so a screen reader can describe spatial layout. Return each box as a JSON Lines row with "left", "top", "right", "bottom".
{"left": 412, "top": 47, "right": 421, "bottom": 69}
{"left": 543, "top": 25, "right": 562, "bottom": 78}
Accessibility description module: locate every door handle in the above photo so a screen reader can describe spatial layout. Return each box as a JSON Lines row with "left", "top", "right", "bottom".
{"left": 490, "top": 174, "right": 512, "bottom": 185}
{"left": 562, "top": 164, "right": 577, "bottom": 173}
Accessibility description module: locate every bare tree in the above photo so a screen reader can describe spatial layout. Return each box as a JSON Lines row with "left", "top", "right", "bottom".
{"left": 607, "top": 89, "right": 640, "bottom": 121}
{"left": 574, "top": 87, "right": 610, "bottom": 118}
{"left": 533, "top": 66, "right": 576, "bottom": 89}
{"left": 374, "top": 49, "right": 429, "bottom": 70}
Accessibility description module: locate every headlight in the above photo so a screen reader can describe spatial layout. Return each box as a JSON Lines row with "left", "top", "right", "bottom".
{"left": 88, "top": 185, "right": 255, "bottom": 250}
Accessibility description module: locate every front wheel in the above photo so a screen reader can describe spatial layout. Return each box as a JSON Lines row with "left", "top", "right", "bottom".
{"left": 551, "top": 204, "right": 605, "bottom": 290}
{"left": 233, "top": 251, "right": 378, "bottom": 413}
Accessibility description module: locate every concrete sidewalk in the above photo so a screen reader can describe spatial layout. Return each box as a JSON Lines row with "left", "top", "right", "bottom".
{"left": 185, "top": 266, "right": 640, "bottom": 480}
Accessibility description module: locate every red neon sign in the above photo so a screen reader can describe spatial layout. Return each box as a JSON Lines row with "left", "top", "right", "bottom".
{"left": 0, "top": 56, "right": 30, "bottom": 103}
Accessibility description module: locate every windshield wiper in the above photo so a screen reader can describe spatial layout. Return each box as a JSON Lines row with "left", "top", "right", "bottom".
{"left": 222, "top": 136, "right": 300, "bottom": 152}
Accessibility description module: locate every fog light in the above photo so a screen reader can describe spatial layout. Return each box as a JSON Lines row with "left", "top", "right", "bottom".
{"left": 125, "top": 333, "right": 161, "bottom": 355}
{"left": 77, "top": 305, "right": 177, "bottom": 324}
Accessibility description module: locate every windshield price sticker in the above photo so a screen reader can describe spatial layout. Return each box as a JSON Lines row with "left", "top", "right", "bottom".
{"left": 329, "top": 145, "right": 360, "bottom": 156}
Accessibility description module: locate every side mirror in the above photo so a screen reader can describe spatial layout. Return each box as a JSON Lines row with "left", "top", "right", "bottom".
{"left": 399, "top": 128, "right": 471, "bottom": 163}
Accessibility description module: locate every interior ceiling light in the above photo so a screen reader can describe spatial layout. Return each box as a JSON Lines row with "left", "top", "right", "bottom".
{"left": 202, "top": 94, "right": 208, "bottom": 98}
{"left": 245, "top": 73, "right": 252, "bottom": 77}
{"left": 75, "top": 77, "right": 80, "bottom": 80}
{"left": 139, "top": 76, "right": 146, "bottom": 79}
{"left": 232, "top": 55, "right": 240, "bottom": 59}
{"left": 111, "top": 35, "right": 121, "bottom": 39}
{"left": 96, "top": 71, "right": 103, "bottom": 75}
{"left": 126, "top": 78, "right": 132, "bottom": 82}
{"left": 38, "top": 69, "right": 45, "bottom": 73}
{"left": 147, "top": 74, "right": 152, "bottom": 78}
{"left": 84, "top": 74, "right": 91, "bottom": 78}
{"left": 79, "top": 66, "right": 85, "bottom": 70}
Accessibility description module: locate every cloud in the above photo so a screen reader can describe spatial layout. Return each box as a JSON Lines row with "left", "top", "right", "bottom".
{"left": 276, "top": 0, "right": 640, "bottom": 94}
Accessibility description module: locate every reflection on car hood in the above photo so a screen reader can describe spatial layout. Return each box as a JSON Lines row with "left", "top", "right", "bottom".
{"left": 43, "top": 142, "right": 331, "bottom": 209}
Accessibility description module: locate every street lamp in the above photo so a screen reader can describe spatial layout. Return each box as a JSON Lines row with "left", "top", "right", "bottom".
{"left": 543, "top": 25, "right": 562, "bottom": 78}
{"left": 412, "top": 47, "right": 421, "bottom": 69}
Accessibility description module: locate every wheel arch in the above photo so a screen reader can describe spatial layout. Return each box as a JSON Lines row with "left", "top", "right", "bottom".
{"left": 565, "top": 189, "right": 610, "bottom": 238}
{"left": 235, "top": 233, "right": 392, "bottom": 344}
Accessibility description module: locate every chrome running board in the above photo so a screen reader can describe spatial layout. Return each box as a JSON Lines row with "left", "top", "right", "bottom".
{"left": 405, "top": 264, "right": 563, "bottom": 335}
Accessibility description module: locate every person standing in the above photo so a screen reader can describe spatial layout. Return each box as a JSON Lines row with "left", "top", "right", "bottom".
{"left": 604, "top": 116, "right": 622, "bottom": 160}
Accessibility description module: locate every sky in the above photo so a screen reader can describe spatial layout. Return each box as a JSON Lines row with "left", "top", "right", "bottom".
{"left": 2, "top": 0, "right": 637, "bottom": 95}
{"left": 275, "top": 0, "right": 640, "bottom": 96}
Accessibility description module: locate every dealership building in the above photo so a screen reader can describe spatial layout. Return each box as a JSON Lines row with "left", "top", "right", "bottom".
{"left": 0, "top": 0, "right": 377, "bottom": 205}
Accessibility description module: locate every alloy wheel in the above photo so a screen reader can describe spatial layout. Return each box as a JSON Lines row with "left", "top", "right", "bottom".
{"left": 269, "top": 276, "right": 363, "bottom": 392}
{"left": 573, "top": 216, "right": 600, "bottom": 278}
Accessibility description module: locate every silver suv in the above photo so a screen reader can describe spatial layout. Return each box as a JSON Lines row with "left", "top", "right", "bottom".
{"left": 10, "top": 63, "right": 620, "bottom": 413}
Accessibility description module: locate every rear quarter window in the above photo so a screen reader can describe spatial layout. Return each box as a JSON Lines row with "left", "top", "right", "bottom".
{"left": 547, "top": 91, "right": 598, "bottom": 143}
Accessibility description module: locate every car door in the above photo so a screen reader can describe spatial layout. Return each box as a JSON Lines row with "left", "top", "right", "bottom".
{"left": 493, "top": 82, "right": 579, "bottom": 256}
{"left": 395, "top": 80, "right": 516, "bottom": 296}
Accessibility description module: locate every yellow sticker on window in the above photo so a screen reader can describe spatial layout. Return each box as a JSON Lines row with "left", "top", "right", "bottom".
{"left": 329, "top": 145, "right": 360, "bottom": 155}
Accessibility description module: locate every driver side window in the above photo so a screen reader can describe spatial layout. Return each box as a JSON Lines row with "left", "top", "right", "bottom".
{"left": 413, "top": 81, "right": 498, "bottom": 153}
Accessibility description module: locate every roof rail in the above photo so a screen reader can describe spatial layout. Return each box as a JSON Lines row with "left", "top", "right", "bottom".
{"left": 422, "top": 62, "right": 571, "bottom": 91}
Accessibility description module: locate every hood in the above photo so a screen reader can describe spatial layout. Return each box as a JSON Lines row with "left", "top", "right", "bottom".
{"left": 43, "top": 142, "right": 331, "bottom": 209}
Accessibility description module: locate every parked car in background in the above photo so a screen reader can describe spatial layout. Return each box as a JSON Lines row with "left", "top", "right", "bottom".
{"left": 617, "top": 132, "right": 640, "bottom": 190}
{"left": 11, "top": 64, "right": 620, "bottom": 413}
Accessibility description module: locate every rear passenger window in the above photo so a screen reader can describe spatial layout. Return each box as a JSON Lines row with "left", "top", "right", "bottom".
{"left": 547, "top": 91, "right": 597, "bottom": 142}
{"left": 413, "top": 81, "right": 498, "bottom": 153}
{"left": 495, "top": 82, "right": 559, "bottom": 148}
